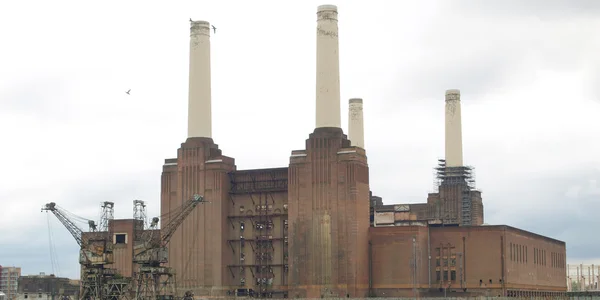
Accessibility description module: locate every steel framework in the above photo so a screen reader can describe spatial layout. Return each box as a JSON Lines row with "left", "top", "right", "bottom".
{"left": 226, "top": 169, "right": 289, "bottom": 298}
{"left": 434, "top": 159, "right": 476, "bottom": 226}
{"left": 132, "top": 194, "right": 208, "bottom": 300}
{"left": 133, "top": 200, "right": 147, "bottom": 244}
{"left": 42, "top": 202, "right": 127, "bottom": 300}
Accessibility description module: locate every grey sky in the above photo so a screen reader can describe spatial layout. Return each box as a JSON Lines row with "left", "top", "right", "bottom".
{"left": 0, "top": 0, "right": 598, "bottom": 280}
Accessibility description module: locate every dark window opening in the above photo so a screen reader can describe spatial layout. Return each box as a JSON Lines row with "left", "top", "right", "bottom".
{"left": 436, "top": 271, "right": 441, "bottom": 282}
{"left": 115, "top": 234, "right": 126, "bottom": 244}
{"left": 450, "top": 270, "right": 456, "bottom": 281}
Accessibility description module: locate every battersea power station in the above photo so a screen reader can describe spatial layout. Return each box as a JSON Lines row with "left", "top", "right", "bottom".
{"left": 102, "top": 4, "right": 568, "bottom": 299}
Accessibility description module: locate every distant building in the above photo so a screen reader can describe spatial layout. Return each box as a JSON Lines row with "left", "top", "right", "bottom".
{"left": 16, "top": 273, "right": 79, "bottom": 300}
{"left": 0, "top": 266, "right": 21, "bottom": 300}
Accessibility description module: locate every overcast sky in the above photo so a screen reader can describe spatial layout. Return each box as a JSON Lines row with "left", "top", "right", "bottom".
{"left": 0, "top": 0, "right": 598, "bottom": 279}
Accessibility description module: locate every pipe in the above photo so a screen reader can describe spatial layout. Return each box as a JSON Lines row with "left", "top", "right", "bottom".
{"left": 368, "top": 241, "right": 373, "bottom": 296}
{"left": 427, "top": 225, "right": 431, "bottom": 289}
{"left": 444, "top": 89, "right": 463, "bottom": 167}
{"left": 348, "top": 98, "right": 365, "bottom": 148}
{"left": 315, "top": 5, "right": 341, "bottom": 129}
{"left": 187, "top": 20, "right": 212, "bottom": 138}
{"left": 500, "top": 234, "right": 505, "bottom": 295}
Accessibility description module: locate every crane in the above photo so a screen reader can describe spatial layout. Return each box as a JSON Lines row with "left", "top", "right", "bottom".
{"left": 42, "top": 202, "right": 129, "bottom": 300}
{"left": 132, "top": 194, "right": 209, "bottom": 300}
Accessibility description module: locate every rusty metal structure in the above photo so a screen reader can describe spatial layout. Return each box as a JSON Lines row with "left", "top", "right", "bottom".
{"left": 226, "top": 169, "right": 289, "bottom": 298}
{"left": 132, "top": 194, "right": 208, "bottom": 300}
{"left": 42, "top": 202, "right": 130, "bottom": 300}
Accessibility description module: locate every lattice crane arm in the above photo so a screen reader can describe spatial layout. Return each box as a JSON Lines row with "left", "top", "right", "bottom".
{"left": 161, "top": 194, "right": 207, "bottom": 246}
{"left": 41, "top": 202, "right": 96, "bottom": 248}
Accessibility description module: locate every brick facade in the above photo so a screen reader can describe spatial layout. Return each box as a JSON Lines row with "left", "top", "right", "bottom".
{"left": 287, "top": 127, "right": 370, "bottom": 298}
{"left": 369, "top": 225, "right": 567, "bottom": 297}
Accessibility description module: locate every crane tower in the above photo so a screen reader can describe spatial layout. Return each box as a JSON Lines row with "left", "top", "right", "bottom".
{"left": 133, "top": 194, "right": 209, "bottom": 300}
{"left": 42, "top": 202, "right": 130, "bottom": 300}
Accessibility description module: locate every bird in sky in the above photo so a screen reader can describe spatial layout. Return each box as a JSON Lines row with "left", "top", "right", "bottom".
{"left": 189, "top": 18, "right": 193, "bottom": 22}
{"left": 211, "top": 25, "right": 216, "bottom": 34}
{"left": 125, "top": 89, "right": 131, "bottom": 95}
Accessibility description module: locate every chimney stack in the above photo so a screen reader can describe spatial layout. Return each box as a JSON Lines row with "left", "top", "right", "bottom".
{"left": 444, "top": 89, "right": 464, "bottom": 167}
{"left": 315, "top": 5, "right": 341, "bottom": 129}
{"left": 348, "top": 98, "right": 364, "bottom": 148}
{"left": 187, "top": 21, "right": 212, "bottom": 138}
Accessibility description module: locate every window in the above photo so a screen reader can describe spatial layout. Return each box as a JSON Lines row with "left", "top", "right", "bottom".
{"left": 451, "top": 270, "right": 456, "bottom": 281}
{"left": 114, "top": 233, "right": 127, "bottom": 244}
{"left": 443, "top": 271, "right": 448, "bottom": 281}
{"left": 436, "top": 271, "right": 441, "bottom": 282}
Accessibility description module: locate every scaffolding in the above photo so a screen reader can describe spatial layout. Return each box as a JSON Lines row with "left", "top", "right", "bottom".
{"left": 433, "top": 159, "right": 476, "bottom": 226}
{"left": 133, "top": 200, "right": 147, "bottom": 244}
{"left": 567, "top": 264, "right": 600, "bottom": 291}
{"left": 227, "top": 169, "right": 289, "bottom": 298}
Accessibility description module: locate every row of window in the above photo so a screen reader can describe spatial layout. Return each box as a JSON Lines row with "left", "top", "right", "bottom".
{"left": 509, "top": 243, "right": 565, "bottom": 269}
{"left": 534, "top": 248, "right": 546, "bottom": 266}
{"left": 550, "top": 251, "right": 565, "bottom": 268}
{"left": 510, "top": 243, "right": 528, "bottom": 263}
{"left": 436, "top": 270, "right": 456, "bottom": 282}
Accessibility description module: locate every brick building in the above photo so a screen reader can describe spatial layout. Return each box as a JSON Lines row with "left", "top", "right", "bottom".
{"left": 369, "top": 225, "right": 566, "bottom": 298}
{"left": 99, "top": 3, "right": 567, "bottom": 298}
{"left": 16, "top": 273, "right": 79, "bottom": 300}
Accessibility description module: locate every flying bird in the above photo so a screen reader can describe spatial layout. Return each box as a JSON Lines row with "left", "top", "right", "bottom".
{"left": 211, "top": 25, "right": 216, "bottom": 34}
{"left": 125, "top": 89, "right": 131, "bottom": 95}
{"left": 189, "top": 18, "right": 193, "bottom": 22}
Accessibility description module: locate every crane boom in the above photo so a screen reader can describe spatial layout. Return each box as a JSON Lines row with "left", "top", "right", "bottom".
{"left": 133, "top": 194, "right": 208, "bottom": 264}
{"left": 41, "top": 202, "right": 96, "bottom": 248}
{"left": 133, "top": 194, "right": 209, "bottom": 300}
{"left": 41, "top": 202, "right": 123, "bottom": 300}
{"left": 161, "top": 194, "right": 206, "bottom": 246}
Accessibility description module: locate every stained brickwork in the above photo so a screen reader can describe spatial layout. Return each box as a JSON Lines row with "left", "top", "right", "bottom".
{"left": 288, "top": 127, "right": 370, "bottom": 298}
{"left": 161, "top": 137, "right": 235, "bottom": 296}
{"left": 369, "top": 225, "right": 567, "bottom": 297}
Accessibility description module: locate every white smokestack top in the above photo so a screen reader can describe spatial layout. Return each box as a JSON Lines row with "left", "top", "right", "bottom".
{"left": 348, "top": 98, "right": 364, "bottom": 149}
{"left": 315, "top": 4, "right": 341, "bottom": 129}
{"left": 444, "top": 89, "right": 464, "bottom": 167}
{"left": 187, "top": 21, "right": 212, "bottom": 139}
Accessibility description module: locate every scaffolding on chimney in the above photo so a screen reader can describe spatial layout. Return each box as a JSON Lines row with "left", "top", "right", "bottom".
{"left": 434, "top": 159, "right": 476, "bottom": 226}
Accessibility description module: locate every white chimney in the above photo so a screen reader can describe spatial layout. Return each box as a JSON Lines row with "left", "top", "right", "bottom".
{"left": 444, "top": 89, "right": 464, "bottom": 167}
{"left": 315, "top": 4, "right": 341, "bottom": 129}
{"left": 348, "top": 98, "right": 364, "bottom": 148}
{"left": 187, "top": 21, "right": 212, "bottom": 139}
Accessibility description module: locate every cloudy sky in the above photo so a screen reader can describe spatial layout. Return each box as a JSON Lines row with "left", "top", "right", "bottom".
{"left": 0, "top": 0, "right": 598, "bottom": 279}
